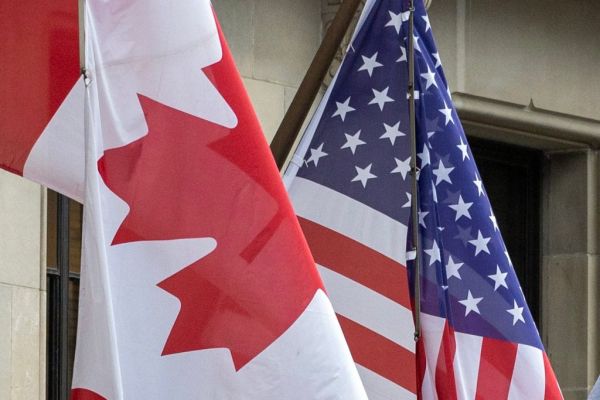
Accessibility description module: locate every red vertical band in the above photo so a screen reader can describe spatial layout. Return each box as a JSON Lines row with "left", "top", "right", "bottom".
{"left": 435, "top": 323, "right": 458, "bottom": 400}
{"left": 475, "top": 337, "right": 518, "bottom": 400}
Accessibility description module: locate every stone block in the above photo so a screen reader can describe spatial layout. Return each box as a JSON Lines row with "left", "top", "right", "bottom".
{"left": 542, "top": 254, "right": 589, "bottom": 394}
{"left": 11, "top": 286, "right": 40, "bottom": 400}
{"left": 463, "top": 0, "right": 600, "bottom": 119}
{"left": 562, "top": 388, "right": 588, "bottom": 400}
{"left": 212, "top": 0, "right": 255, "bottom": 78}
{"left": 545, "top": 152, "right": 588, "bottom": 255}
{"left": 0, "top": 170, "right": 43, "bottom": 289}
{"left": 0, "top": 284, "right": 12, "bottom": 400}
{"left": 243, "top": 78, "right": 285, "bottom": 143}
{"left": 254, "top": 0, "right": 321, "bottom": 87}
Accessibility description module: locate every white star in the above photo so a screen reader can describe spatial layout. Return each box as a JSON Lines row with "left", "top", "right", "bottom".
{"left": 332, "top": 96, "right": 355, "bottom": 121}
{"left": 369, "top": 87, "right": 394, "bottom": 111}
{"left": 391, "top": 157, "right": 411, "bottom": 179}
{"left": 422, "top": 15, "right": 431, "bottom": 32}
{"left": 488, "top": 265, "right": 508, "bottom": 291}
{"left": 457, "top": 137, "right": 470, "bottom": 160}
{"left": 358, "top": 52, "right": 383, "bottom": 77}
{"left": 379, "top": 121, "right": 405, "bottom": 145}
{"left": 418, "top": 209, "right": 429, "bottom": 228}
{"left": 433, "top": 52, "right": 442, "bottom": 68}
{"left": 506, "top": 300, "right": 525, "bottom": 325}
{"left": 469, "top": 230, "right": 491, "bottom": 256}
{"left": 439, "top": 101, "right": 454, "bottom": 125}
{"left": 413, "top": 35, "right": 422, "bottom": 53}
{"left": 445, "top": 256, "right": 463, "bottom": 280}
{"left": 402, "top": 192, "right": 412, "bottom": 208}
{"left": 474, "top": 174, "right": 484, "bottom": 196}
{"left": 385, "top": 11, "right": 403, "bottom": 34}
{"left": 341, "top": 130, "right": 366, "bottom": 154}
{"left": 420, "top": 64, "right": 438, "bottom": 90}
{"left": 352, "top": 164, "right": 377, "bottom": 187}
{"left": 306, "top": 143, "right": 328, "bottom": 166}
{"left": 446, "top": 85, "right": 452, "bottom": 99}
{"left": 448, "top": 195, "right": 473, "bottom": 221}
{"left": 417, "top": 144, "right": 430, "bottom": 168}
{"left": 424, "top": 240, "right": 441, "bottom": 266}
{"left": 385, "top": 10, "right": 410, "bottom": 34}
{"left": 459, "top": 290, "right": 483, "bottom": 316}
{"left": 490, "top": 213, "right": 499, "bottom": 231}
{"left": 396, "top": 45, "right": 407, "bottom": 63}
{"left": 433, "top": 160, "right": 455, "bottom": 186}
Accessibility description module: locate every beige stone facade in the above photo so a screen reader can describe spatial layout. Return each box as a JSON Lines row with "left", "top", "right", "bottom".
{"left": 0, "top": 171, "right": 46, "bottom": 399}
{"left": 1, "top": 0, "right": 599, "bottom": 399}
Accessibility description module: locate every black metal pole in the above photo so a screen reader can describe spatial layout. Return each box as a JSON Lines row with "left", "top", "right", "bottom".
{"left": 407, "top": 0, "right": 421, "bottom": 341}
{"left": 57, "top": 194, "right": 70, "bottom": 400}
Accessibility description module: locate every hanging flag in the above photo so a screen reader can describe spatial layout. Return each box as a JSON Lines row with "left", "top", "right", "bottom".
{"left": 284, "top": 0, "right": 563, "bottom": 399}
{"left": 2, "top": 1, "right": 368, "bottom": 398}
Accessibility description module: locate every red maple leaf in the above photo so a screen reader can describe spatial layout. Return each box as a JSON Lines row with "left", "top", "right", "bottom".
{"left": 98, "top": 23, "right": 322, "bottom": 370}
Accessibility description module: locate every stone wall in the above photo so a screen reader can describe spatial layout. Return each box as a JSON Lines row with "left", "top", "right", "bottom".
{"left": 0, "top": 171, "right": 46, "bottom": 399}
{"left": 429, "top": 0, "right": 600, "bottom": 121}
{"left": 213, "top": 0, "right": 323, "bottom": 143}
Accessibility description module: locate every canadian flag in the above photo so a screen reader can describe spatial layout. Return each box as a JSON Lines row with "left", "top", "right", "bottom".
{"left": 1, "top": 1, "right": 367, "bottom": 399}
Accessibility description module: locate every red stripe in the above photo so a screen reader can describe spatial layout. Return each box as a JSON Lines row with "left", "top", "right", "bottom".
{"left": 435, "top": 323, "right": 458, "bottom": 400}
{"left": 71, "top": 388, "right": 107, "bottom": 400}
{"left": 298, "top": 217, "right": 411, "bottom": 308}
{"left": 543, "top": 353, "right": 563, "bottom": 400}
{"left": 337, "top": 314, "right": 417, "bottom": 393}
{"left": 475, "top": 337, "right": 518, "bottom": 400}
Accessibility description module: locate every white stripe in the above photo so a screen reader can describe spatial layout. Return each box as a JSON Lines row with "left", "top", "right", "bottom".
{"left": 290, "top": 177, "right": 408, "bottom": 264}
{"left": 356, "top": 364, "right": 416, "bottom": 400}
{"left": 453, "top": 332, "right": 483, "bottom": 400}
{"left": 421, "top": 366, "right": 438, "bottom": 400}
{"left": 420, "top": 313, "right": 446, "bottom": 400}
{"left": 318, "top": 265, "right": 415, "bottom": 352}
{"left": 507, "top": 344, "right": 545, "bottom": 400}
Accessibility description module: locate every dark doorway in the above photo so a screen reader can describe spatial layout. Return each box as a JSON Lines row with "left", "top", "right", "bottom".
{"left": 468, "top": 137, "right": 542, "bottom": 326}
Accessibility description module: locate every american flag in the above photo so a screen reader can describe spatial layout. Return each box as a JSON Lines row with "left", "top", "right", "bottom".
{"left": 285, "top": 0, "right": 563, "bottom": 399}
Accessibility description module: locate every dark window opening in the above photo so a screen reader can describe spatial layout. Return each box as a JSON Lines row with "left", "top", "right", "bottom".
{"left": 47, "top": 190, "right": 81, "bottom": 400}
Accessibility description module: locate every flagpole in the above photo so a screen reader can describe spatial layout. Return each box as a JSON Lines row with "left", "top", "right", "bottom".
{"left": 407, "top": 0, "right": 421, "bottom": 341}
{"left": 270, "top": 0, "right": 362, "bottom": 170}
